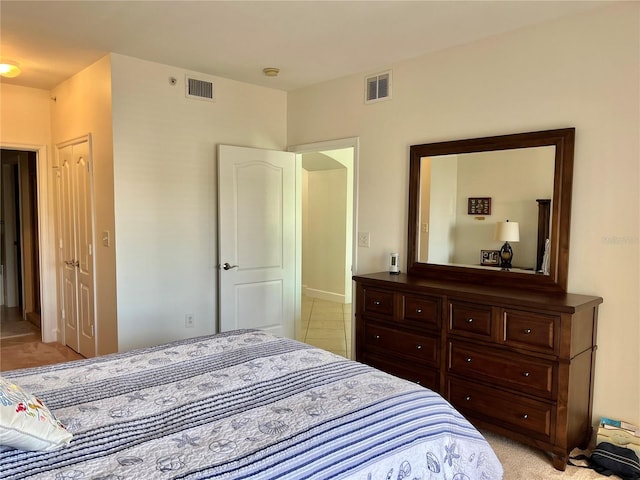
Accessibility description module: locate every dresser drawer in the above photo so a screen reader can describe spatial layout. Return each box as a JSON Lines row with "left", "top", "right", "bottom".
{"left": 449, "top": 301, "right": 492, "bottom": 338}
{"left": 363, "top": 289, "right": 394, "bottom": 316}
{"left": 448, "top": 378, "right": 554, "bottom": 442}
{"left": 448, "top": 342, "right": 555, "bottom": 398}
{"left": 364, "top": 323, "right": 438, "bottom": 366}
{"left": 403, "top": 294, "right": 440, "bottom": 328}
{"left": 503, "top": 309, "right": 558, "bottom": 354}
{"left": 363, "top": 353, "right": 439, "bottom": 391}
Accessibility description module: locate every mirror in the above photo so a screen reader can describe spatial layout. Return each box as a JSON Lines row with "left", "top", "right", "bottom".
{"left": 408, "top": 128, "right": 575, "bottom": 293}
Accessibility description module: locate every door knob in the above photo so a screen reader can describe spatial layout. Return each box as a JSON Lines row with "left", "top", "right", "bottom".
{"left": 222, "top": 263, "right": 239, "bottom": 270}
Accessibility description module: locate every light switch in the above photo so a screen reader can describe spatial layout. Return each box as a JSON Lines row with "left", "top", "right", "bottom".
{"left": 102, "top": 231, "right": 110, "bottom": 247}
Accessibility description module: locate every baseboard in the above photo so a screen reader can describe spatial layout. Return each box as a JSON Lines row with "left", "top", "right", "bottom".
{"left": 303, "top": 287, "right": 345, "bottom": 304}
{"left": 26, "top": 311, "right": 41, "bottom": 329}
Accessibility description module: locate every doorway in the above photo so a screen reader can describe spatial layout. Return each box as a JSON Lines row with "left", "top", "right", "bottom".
{"left": 290, "top": 139, "right": 358, "bottom": 358}
{"left": 1, "top": 149, "right": 41, "bottom": 336}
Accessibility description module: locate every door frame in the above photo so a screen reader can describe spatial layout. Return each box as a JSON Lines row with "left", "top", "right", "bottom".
{"left": 288, "top": 137, "right": 359, "bottom": 347}
{"left": 0, "top": 142, "right": 57, "bottom": 342}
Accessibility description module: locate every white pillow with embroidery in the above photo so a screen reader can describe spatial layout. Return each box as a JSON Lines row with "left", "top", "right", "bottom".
{"left": 0, "top": 376, "right": 72, "bottom": 451}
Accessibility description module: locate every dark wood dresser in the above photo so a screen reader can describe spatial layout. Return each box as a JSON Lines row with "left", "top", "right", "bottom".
{"left": 353, "top": 271, "right": 602, "bottom": 470}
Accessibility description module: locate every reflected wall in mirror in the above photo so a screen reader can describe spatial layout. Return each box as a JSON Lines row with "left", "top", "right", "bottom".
{"left": 408, "top": 128, "right": 575, "bottom": 293}
{"left": 419, "top": 147, "right": 555, "bottom": 271}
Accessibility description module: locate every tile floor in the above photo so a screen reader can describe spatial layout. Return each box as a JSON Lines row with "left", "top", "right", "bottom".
{"left": 298, "top": 296, "right": 352, "bottom": 358}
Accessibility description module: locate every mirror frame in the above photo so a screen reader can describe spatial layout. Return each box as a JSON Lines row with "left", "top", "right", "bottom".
{"left": 408, "top": 128, "right": 575, "bottom": 293}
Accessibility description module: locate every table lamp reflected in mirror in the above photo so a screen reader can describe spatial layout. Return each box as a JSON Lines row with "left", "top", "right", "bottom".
{"left": 495, "top": 220, "right": 520, "bottom": 270}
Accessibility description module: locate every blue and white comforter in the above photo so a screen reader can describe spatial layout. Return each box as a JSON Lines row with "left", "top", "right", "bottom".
{"left": 1, "top": 330, "right": 503, "bottom": 479}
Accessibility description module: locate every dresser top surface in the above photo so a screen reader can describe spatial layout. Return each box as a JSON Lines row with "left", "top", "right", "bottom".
{"left": 353, "top": 272, "right": 603, "bottom": 312}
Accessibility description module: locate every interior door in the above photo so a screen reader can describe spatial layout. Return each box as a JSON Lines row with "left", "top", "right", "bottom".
{"left": 58, "top": 138, "right": 95, "bottom": 357}
{"left": 59, "top": 145, "right": 78, "bottom": 352}
{"left": 218, "top": 145, "right": 296, "bottom": 338}
{"left": 74, "top": 141, "right": 96, "bottom": 357}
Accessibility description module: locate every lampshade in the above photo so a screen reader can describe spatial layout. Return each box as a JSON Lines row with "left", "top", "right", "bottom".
{"left": 495, "top": 221, "right": 520, "bottom": 242}
{"left": 0, "top": 62, "right": 21, "bottom": 78}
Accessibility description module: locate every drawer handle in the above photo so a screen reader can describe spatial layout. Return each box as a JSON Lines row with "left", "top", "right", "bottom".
{"left": 465, "top": 395, "right": 472, "bottom": 401}
{"left": 416, "top": 308, "right": 423, "bottom": 314}
{"left": 373, "top": 300, "right": 382, "bottom": 306}
{"left": 416, "top": 344, "right": 423, "bottom": 350}
{"left": 465, "top": 357, "right": 472, "bottom": 363}
{"left": 522, "top": 371, "right": 530, "bottom": 377}
{"left": 466, "top": 318, "right": 474, "bottom": 324}
{"left": 524, "top": 328, "right": 532, "bottom": 334}
{"left": 521, "top": 414, "right": 529, "bottom": 420}
{"left": 374, "top": 335, "right": 381, "bottom": 340}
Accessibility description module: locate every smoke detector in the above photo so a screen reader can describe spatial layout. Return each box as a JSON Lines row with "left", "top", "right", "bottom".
{"left": 263, "top": 67, "right": 280, "bottom": 77}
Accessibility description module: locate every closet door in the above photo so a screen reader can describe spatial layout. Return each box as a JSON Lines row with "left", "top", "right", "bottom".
{"left": 59, "top": 145, "right": 79, "bottom": 352}
{"left": 74, "top": 141, "right": 95, "bottom": 358}
{"left": 57, "top": 138, "right": 95, "bottom": 357}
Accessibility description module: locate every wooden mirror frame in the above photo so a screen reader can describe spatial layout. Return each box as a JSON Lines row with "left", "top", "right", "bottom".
{"left": 407, "top": 128, "right": 575, "bottom": 293}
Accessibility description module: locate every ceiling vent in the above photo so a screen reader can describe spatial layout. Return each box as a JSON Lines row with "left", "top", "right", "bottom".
{"left": 185, "top": 75, "right": 215, "bottom": 102}
{"left": 365, "top": 70, "right": 392, "bottom": 104}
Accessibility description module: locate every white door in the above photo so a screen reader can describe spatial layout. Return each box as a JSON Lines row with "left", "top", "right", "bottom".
{"left": 59, "top": 145, "right": 78, "bottom": 352}
{"left": 58, "top": 138, "right": 95, "bottom": 357}
{"left": 218, "top": 145, "right": 296, "bottom": 338}
{"left": 73, "top": 141, "right": 96, "bottom": 357}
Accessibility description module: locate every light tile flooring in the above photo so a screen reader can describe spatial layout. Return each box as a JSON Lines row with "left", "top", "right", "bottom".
{"left": 297, "top": 296, "right": 352, "bottom": 358}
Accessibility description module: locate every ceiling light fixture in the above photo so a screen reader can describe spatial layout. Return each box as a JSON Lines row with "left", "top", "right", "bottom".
{"left": 0, "top": 61, "right": 21, "bottom": 78}
{"left": 262, "top": 67, "right": 280, "bottom": 77}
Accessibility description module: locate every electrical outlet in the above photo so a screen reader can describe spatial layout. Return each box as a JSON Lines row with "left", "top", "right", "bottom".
{"left": 358, "top": 232, "right": 370, "bottom": 248}
{"left": 185, "top": 314, "right": 195, "bottom": 328}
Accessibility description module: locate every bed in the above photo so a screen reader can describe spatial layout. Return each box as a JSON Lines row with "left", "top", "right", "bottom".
{"left": 1, "top": 330, "right": 503, "bottom": 479}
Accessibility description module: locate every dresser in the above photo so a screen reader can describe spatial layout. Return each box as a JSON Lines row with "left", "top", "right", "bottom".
{"left": 353, "top": 272, "right": 602, "bottom": 470}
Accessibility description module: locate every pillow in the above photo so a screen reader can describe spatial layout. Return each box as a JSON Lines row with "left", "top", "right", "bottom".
{"left": 0, "top": 376, "right": 72, "bottom": 451}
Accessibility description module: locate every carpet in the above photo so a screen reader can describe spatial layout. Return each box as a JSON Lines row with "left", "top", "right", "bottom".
{"left": 483, "top": 430, "right": 604, "bottom": 479}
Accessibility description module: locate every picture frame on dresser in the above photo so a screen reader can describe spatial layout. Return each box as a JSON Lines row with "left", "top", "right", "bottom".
{"left": 481, "top": 250, "right": 500, "bottom": 266}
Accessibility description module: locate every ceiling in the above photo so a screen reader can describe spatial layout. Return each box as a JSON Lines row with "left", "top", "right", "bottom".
{"left": 0, "top": 1, "right": 610, "bottom": 92}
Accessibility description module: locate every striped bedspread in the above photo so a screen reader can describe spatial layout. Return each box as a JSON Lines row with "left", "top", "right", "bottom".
{"left": 1, "top": 330, "right": 503, "bottom": 479}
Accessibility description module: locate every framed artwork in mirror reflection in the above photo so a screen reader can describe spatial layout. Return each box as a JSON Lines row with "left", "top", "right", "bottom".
{"left": 468, "top": 197, "right": 492, "bottom": 215}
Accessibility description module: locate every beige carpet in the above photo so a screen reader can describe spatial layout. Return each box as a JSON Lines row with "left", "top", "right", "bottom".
{"left": 1, "top": 339, "right": 85, "bottom": 371}
{"left": 483, "top": 430, "right": 603, "bottom": 479}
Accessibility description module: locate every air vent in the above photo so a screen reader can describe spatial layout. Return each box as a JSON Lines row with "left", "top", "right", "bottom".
{"left": 185, "top": 75, "right": 215, "bottom": 102}
{"left": 365, "top": 70, "right": 392, "bottom": 104}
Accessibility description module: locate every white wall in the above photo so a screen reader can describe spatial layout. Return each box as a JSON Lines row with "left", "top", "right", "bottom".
{"left": 288, "top": 3, "right": 640, "bottom": 425}
{"left": 110, "top": 54, "right": 287, "bottom": 351}
{"left": 453, "top": 147, "right": 555, "bottom": 267}
{"left": 427, "top": 156, "right": 457, "bottom": 263}
{"left": 0, "top": 84, "right": 56, "bottom": 341}
{"left": 0, "top": 84, "right": 51, "bottom": 145}
{"left": 302, "top": 167, "right": 347, "bottom": 300}
{"left": 50, "top": 55, "right": 118, "bottom": 355}
{"left": 1, "top": 161, "right": 19, "bottom": 307}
